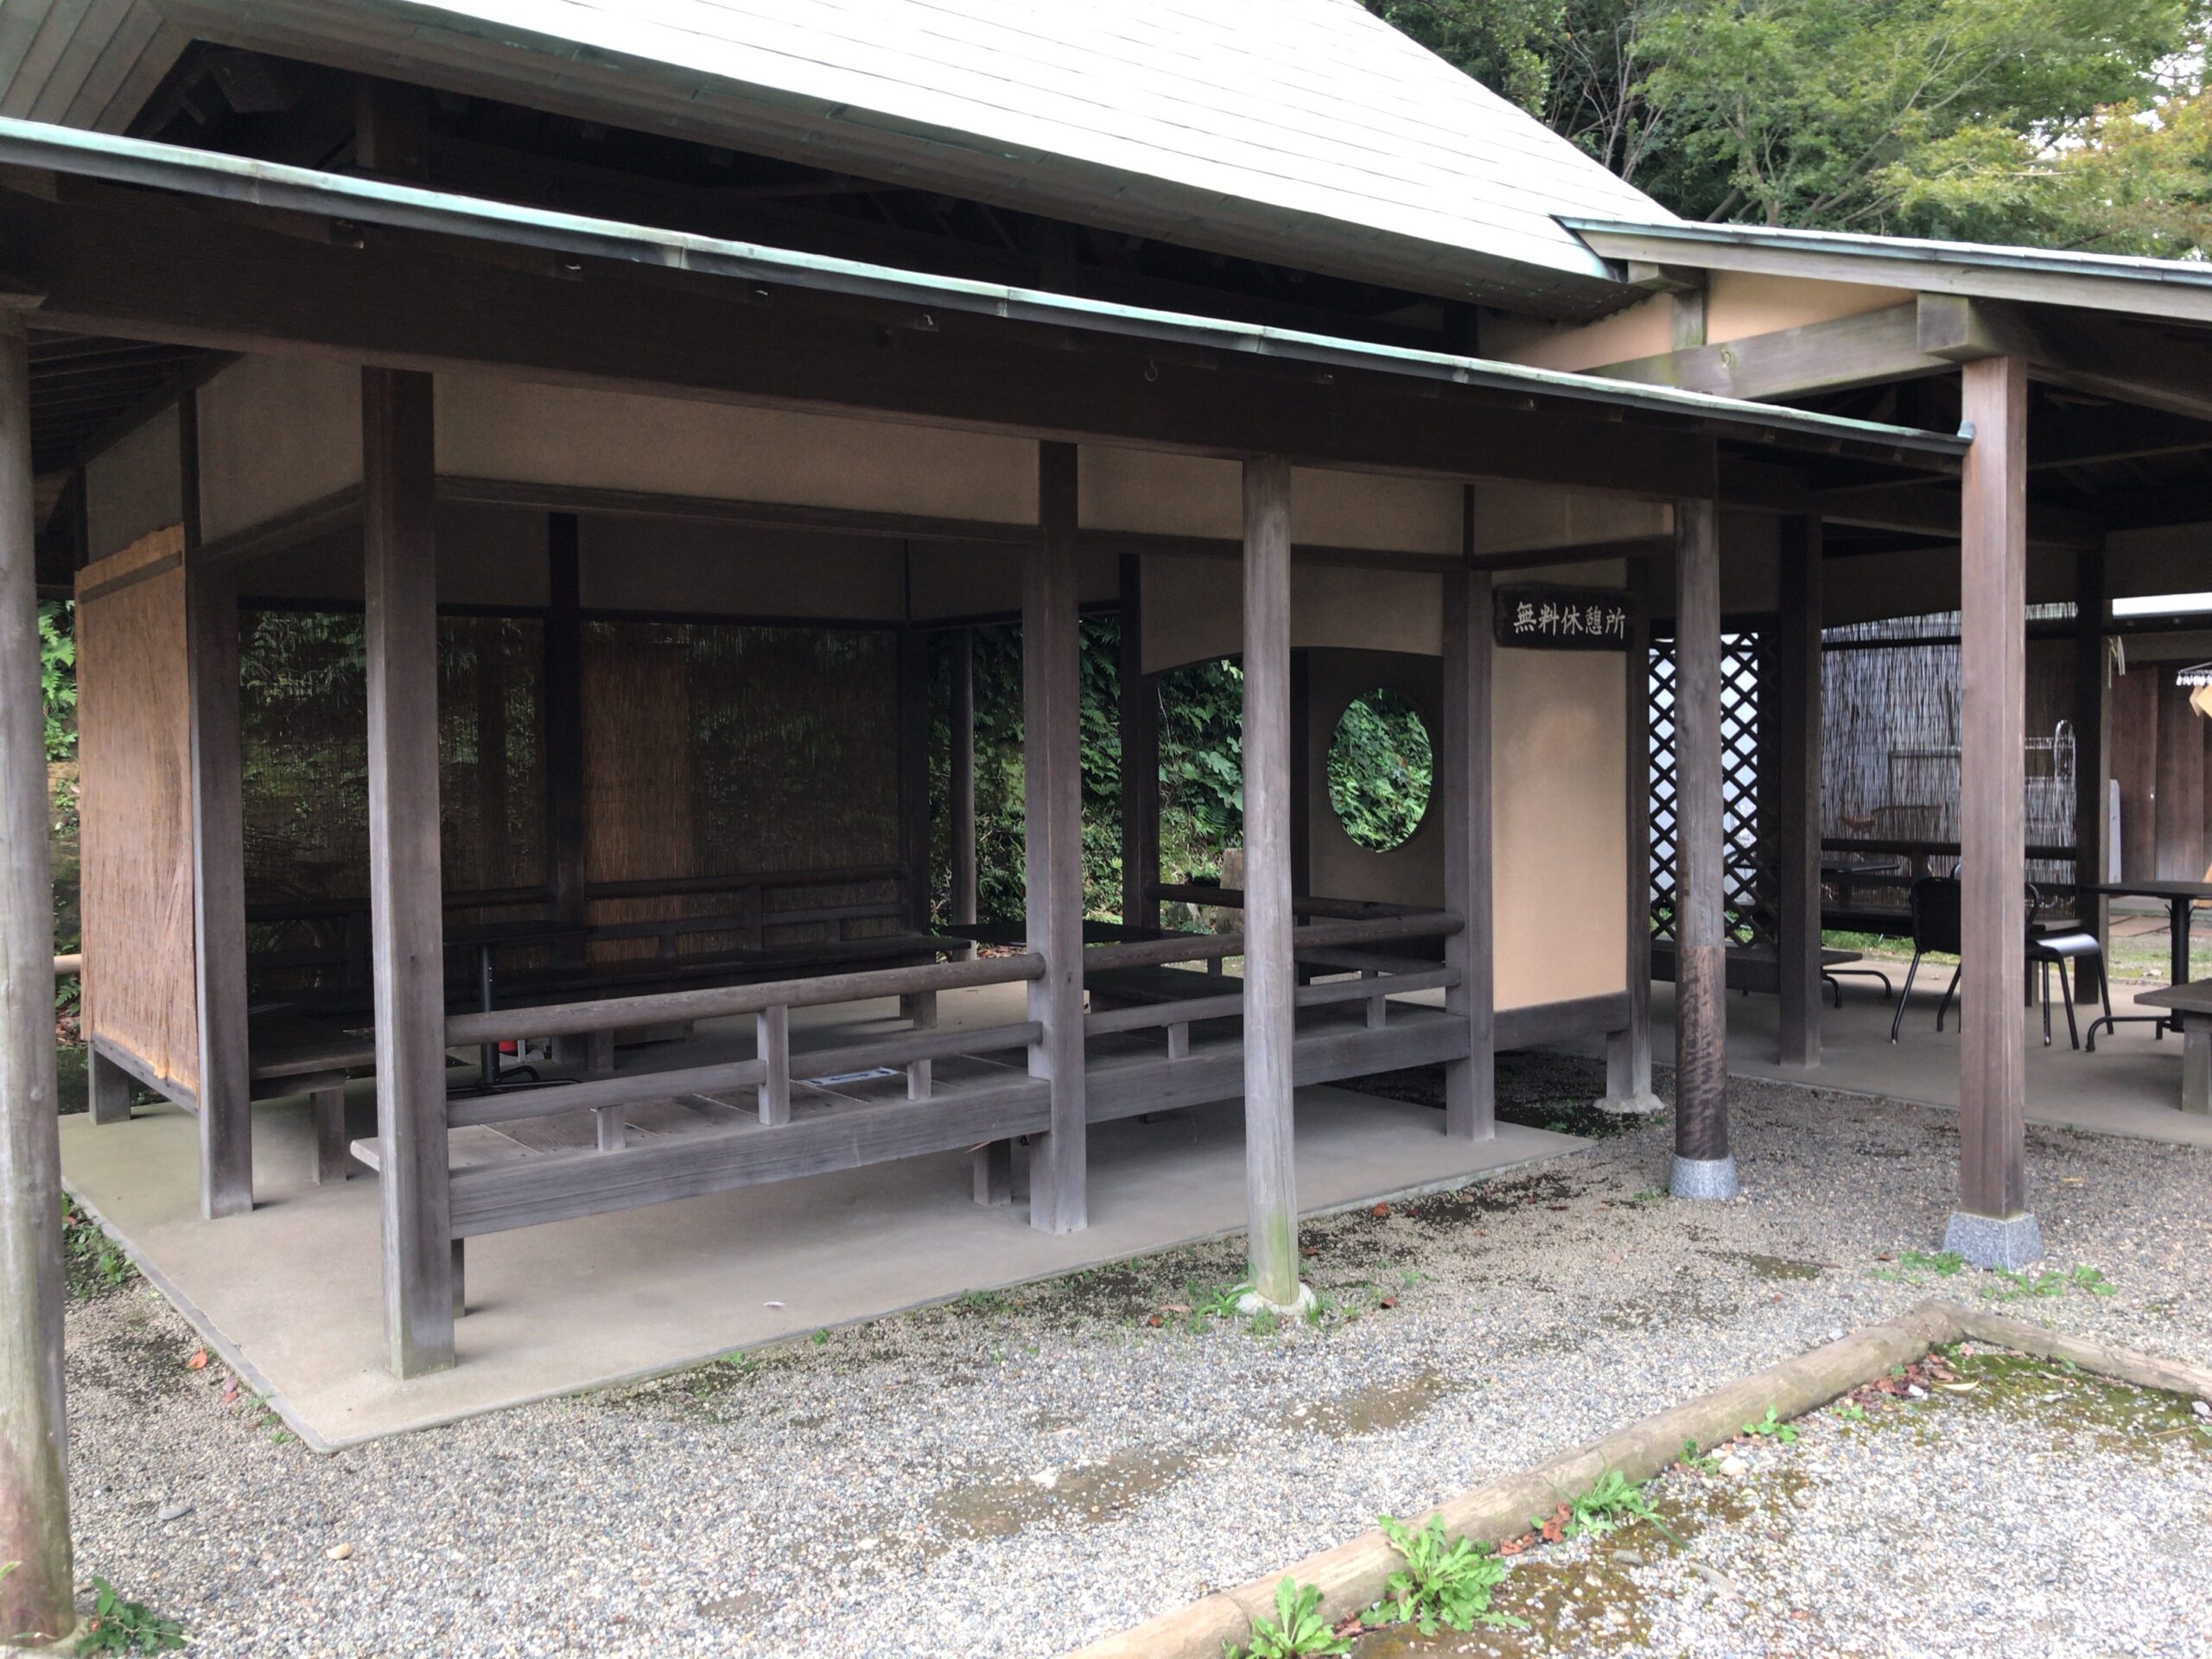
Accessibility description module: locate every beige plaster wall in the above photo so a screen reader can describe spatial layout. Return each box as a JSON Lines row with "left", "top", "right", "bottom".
{"left": 197, "top": 355, "right": 361, "bottom": 545}
{"left": 1473, "top": 481, "right": 1669, "bottom": 555}
{"left": 86, "top": 404, "right": 181, "bottom": 560}
{"left": 1141, "top": 556, "right": 1446, "bottom": 675}
{"left": 435, "top": 375, "right": 1040, "bottom": 525}
{"left": 1081, "top": 447, "right": 1460, "bottom": 551}
{"left": 1305, "top": 650, "right": 1446, "bottom": 911}
{"left": 1483, "top": 293, "right": 1675, "bottom": 374}
{"left": 1705, "top": 271, "right": 1912, "bottom": 343}
{"left": 906, "top": 540, "right": 1120, "bottom": 622}
{"left": 229, "top": 504, "right": 551, "bottom": 608}
{"left": 1491, "top": 562, "right": 1630, "bottom": 1010}
{"left": 579, "top": 518, "right": 907, "bottom": 620}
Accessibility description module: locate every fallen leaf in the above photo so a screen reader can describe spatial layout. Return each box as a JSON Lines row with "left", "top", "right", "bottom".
{"left": 1145, "top": 1315, "right": 1163, "bottom": 1328}
{"left": 1935, "top": 1382, "right": 1980, "bottom": 1394}
{"left": 1300, "top": 1246, "right": 1319, "bottom": 1258}
{"left": 1370, "top": 1203, "right": 1390, "bottom": 1218}
{"left": 221, "top": 1383, "right": 238, "bottom": 1405}
{"left": 183, "top": 1349, "right": 209, "bottom": 1371}
{"left": 1160, "top": 1303, "right": 1191, "bottom": 1315}
{"left": 1378, "top": 1296, "right": 1396, "bottom": 1309}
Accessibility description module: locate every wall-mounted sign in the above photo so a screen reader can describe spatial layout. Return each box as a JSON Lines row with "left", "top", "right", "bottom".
{"left": 1495, "top": 584, "right": 1636, "bottom": 651}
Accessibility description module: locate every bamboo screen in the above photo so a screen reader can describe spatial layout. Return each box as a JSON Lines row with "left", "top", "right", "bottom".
{"left": 76, "top": 528, "right": 200, "bottom": 1095}
{"left": 238, "top": 610, "right": 547, "bottom": 982}
{"left": 578, "top": 621, "right": 901, "bottom": 958}
{"left": 1821, "top": 611, "right": 2077, "bottom": 892}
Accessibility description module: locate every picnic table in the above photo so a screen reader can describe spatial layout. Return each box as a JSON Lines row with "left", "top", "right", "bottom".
{"left": 2082, "top": 879, "right": 2212, "bottom": 1040}
{"left": 2134, "top": 982, "right": 2212, "bottom": 1116}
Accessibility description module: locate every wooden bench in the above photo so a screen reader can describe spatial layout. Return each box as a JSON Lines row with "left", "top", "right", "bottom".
{"left": 2135, "top": 982, "right": 2212, "bottom": 1116}
{"left": 246, "top": 1020, "right": 376, "bottom": 1186}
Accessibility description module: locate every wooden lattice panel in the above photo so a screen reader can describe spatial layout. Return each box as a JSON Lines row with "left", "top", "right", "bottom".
{"left": 77, "top": 526, "right": 200, "bottom": 1096}
{"left": 1649, "top": 631, "right": 1776, "bottom": 950}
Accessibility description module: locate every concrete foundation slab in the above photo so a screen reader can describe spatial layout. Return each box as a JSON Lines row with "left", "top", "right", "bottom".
{"left": 60, "top": 1009, "right": 1580, "bottom": 1449}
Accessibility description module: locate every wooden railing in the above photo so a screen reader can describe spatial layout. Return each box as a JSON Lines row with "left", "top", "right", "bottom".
{"left": 442, "top": 952, "right": 1043, "bottom": 1140}
{"left": 1084, "top": 909, "right": 1460, "bottom": 973}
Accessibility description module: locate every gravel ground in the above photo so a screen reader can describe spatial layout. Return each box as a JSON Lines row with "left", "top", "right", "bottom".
{"left": 1355, "top": 1347, "right": 2212, "bottom": 1658}
{"left": 60, "top": 1061, "right": 2212, "bottom": 1658}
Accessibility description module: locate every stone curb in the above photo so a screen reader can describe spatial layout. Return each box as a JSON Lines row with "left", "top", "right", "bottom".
{"left": 1059, "top": 1299, "right": 2212, "bottom": 1659}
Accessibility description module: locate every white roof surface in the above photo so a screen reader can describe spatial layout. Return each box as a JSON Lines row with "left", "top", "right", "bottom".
{"left": 17, "top": 0, "right": 1669, "bottom": 313}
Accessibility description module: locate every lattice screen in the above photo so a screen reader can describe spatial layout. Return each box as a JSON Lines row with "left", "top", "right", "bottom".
{"left": 1649, "top": 631, "right": 1775, "bottom": 950}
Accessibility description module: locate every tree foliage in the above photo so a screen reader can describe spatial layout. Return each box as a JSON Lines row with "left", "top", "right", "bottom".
{"left": 38, "top": 600, "right": 74, "bottom": 760}
{"left": 1370, "top": 0, "right": 2212, "bottom": 252}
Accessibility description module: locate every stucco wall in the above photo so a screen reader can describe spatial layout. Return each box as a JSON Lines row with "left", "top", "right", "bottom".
{"left": 1141, "top": 556, "right": 1446, "bottom": 675}
{"left": 197, "top": 355, "right": 361, "bottom": 545}
{"left": 1082, "top": 447, "right": 1460, "bottom": 550}
{"left": 86, "top": 404, "right": 181, "bottom": 560}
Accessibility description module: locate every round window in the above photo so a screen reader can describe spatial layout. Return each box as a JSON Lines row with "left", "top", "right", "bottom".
{"left": 1325, "top": 689, "right": 1433, "bottom": 852}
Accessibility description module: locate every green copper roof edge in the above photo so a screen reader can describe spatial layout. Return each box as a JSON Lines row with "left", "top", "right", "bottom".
{"left": 0, "top": 118, "right": 1965, "bottom": 460}
{"left": 1560, "top": 214, "right": 2212, "bottom": 289}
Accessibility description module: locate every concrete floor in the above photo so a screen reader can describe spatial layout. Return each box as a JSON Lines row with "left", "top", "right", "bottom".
{"left": 1649, "top": 969, "right": 2212, "bottom": 1150}
{"left": 60, "top": 987, "right": 1579, "bottom": 1450}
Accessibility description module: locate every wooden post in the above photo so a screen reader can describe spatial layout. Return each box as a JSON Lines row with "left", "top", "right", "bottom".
{"left": 543, "top": 514, "right": 586, "bottom": 963}
{"left": 1774, "top": 516, "right": 1823, "bottom": 1068}
{"left": 2072, "top": 543, "right": 2107, "bottom": 1002}
{"left": 950, "top": 627, "right": 979, "bottom": 927}
{"left": 1025, "top": 442, "right": 1086, "bottom": 1235}
{"left": 1602, "top": 556, "right": 1662, "bottom": 1112}
{"left": 181, "top": 387, "right": 253, "bottom": 1217}
{"left": 898, "top": 618, "right": 931, "bottom": 932}
{"left": 1117, "top": 556, "right": 1160, "bottom": 930}
{"left": 1241, "top": 455, "right": 1303, "bottom": 1310}
{"left": 363, "top": 367, "right": 455, "bottom": 1375}
{"left": 0, "top": 315, "right": 73, "bottom": 1649}
{"left": 1949, "top": 355, "right": 2040, "bottom": 1267}
{"left": 1670, "top": 499, "right": 1736, "bottom": 1198}
{"left": 1441, "top": 499, "right": 1495, "bottom": 1140}
{"left": 1288, "top": 649, "right": 1313, "bottom": 899}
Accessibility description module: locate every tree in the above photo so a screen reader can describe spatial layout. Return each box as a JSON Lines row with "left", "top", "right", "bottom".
{"left": 1370, "top": 0, "right": 2212, "bottom": 251}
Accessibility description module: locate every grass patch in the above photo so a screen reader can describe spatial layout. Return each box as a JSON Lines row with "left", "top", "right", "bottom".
{"left": 77, "top": 1578, "right": 186, "bottom": 1653}
{"left": 61, "top": 1194, "right": 133, "bottom": 1298}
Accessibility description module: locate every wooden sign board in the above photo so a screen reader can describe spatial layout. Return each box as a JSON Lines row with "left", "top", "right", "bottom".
{"left": 1495, "top": 583, "right": 1635, "bottom": 651}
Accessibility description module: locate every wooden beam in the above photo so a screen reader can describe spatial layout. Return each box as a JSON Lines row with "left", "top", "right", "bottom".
{"left": 181, "top": 386, "right": 251, "bottom": 1217}
{"left": 1920, "top": 295, "right": 2212, "bottom": 427}
{"left": 1812, "top": 479, "right": 2100, "bottom": 550}
{"left": 950, "top": 626, "right": 978, "bottom": 928}
{"left": 1595, "top": 302, "right": 1941, "bottom": 403}
{"left": 1951, "top": 353, "right": 2039, "bottom": 1265}
{"left": 1670, "top": 499, "right": 1735, "bottom": 1198}
{"left": 1773, "top": 516, "right": 1823, "bottom": 1068}
{"left": 362, "top": 365, "right": 455, "bottom": 1376}
{"left": 0, "top": 313, "right": 72, "bottom": 1649}
{"left": 3, "top": 181, "right": 1746, "bottom": 500}
{"left": 1116, "top": 556, "right": 1160, "bottom": 930}
{"left": 897, "top": 617, "right": 931, "bottom": 932}
{"left": 543, "top": 513, "right": 586, "bottom": 965}
{"left": 1603, "top": 555, "right": 1662, "bottom": 1112}
{"left": 2073, "top": 543, "right": 2109, "bottom": 1003}
{"left": 1241, "top": 454, "right": 1301, "bottom": 1307}
{"left": 1440, "top": 509, "right": 1496, "bottom": 1140}
{"left": 1025, "top": 442, "right": 1086, "bottom": 1235}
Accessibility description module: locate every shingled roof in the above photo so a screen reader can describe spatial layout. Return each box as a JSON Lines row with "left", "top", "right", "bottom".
{"left": 4, "top": 0, "right": 1666, "bottom": 316}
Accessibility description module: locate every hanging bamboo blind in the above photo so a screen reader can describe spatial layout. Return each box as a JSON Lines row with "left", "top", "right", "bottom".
{"left": 76, "top": 527, "right": 200, "bottom": 1094}
{"left": 1822, "top": 611, "right": 2076, "bottom": 891}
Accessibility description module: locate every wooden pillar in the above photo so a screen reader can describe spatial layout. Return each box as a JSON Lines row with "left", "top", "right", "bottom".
{"left": 1440, "top": 518, "right": 1495, "bottom": 1140}
{"left": 474, "top": 616, "right": 510, "bottom": 884}
{"left": 1241, "top": 455, "right": 1303, "bottom": 1309}
{"left": 1288, "top": 649, "right": 1313, "bottom": 899}
{"left": 1774, "top": 516, "right": 1823, "bottom": 1068}
{"left": 1602, "top": 556, "right": 1662, "bottom": 1112}
{"left": 1025, "top": 442, "right": 1086, "bottom": 1235}
{"left": 543, "top": 514, "right": 586, "bottom": 962}
{"left": 181, "top": 387, "right": 252, "bottom": 1217}
{"left": 363, "top": 367, "right": 455, "bottom": 1375}
{"left": 897, "top": 618, "right": 931, "bottom": 931}
{"left": 950, "top": 626, "right": 978, "bottom": 927}
{"left": 2073, "top": 543, "right": 2108, "bottom": 1001}
{"left": 0, "top": 315, "right": 73, "bottom": 1649}
{"left": 1950, "top": 354, "right": 2040, "bottom": 1267}
{"left": 1670, "top": 499, "right": 1735, "bottom": 1198}
{"left": 1117, "top": 556, "right": 1160, "bottom": 930}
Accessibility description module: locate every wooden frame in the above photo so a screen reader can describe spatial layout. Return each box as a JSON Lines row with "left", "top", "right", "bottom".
{"left": 1671, "top": 499, "right": 1732, "bottom": 1182}
{"left": 1440, "top": 501, "right": 1496, "bottom": 1140}
{"left": 1772, "top": 516, "right": 1824, "bottom": 1068}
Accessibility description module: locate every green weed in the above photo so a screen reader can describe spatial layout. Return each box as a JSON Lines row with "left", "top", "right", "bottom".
{"left": 1677, "top": 1437, "right": 1720, "bottom": 1474}
{"left": 1369, "top": 1515, "right": 1523, "bottom": 1636}
{"left": 60, "top": 1196, "right": 131, "bottom": 1295}
{"left": 1563, "top": 1469, "right": 1664, "bottom": 1539}
{"left": 76, "top": 1578, "right": 185, "bottom": 1653}
{"left": 1741, "top": 1406, "right": 1800, "bottom": 1444}
{"left": 1226, "top": 1579, "right": 1350, "bottom": 1658}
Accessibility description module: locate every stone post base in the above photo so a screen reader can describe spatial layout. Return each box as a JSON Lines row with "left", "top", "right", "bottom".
{"left": 1669, "top": 1154, "right": 1739, "bottom": 1200}
{"left": 1943, "top": 1210, "right": 2044, "bottom": 1270}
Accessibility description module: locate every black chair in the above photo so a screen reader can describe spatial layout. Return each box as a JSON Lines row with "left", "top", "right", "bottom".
{"left": 1891, "top": 876, "right": 1962, "bottom": 1044}
{"left": 2025, "top": 885, "right": 2113, "bottom": 1051}
{"left": 1889, "top": 875, "right": 2113, "bottom": 1049}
